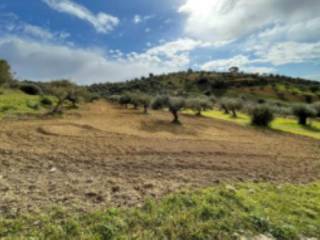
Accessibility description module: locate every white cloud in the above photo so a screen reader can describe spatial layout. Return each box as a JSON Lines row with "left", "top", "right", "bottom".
{"left": 42, "top": 0, "right": 119, "bottom": 33}
{"left": 179, "top": 0, "right": 320, "bottom": 42}
{"left": 0, "top": 37, "right": 210, "bottom": 84}
{"left": 201, "top": 55, "right": 275, "bottom": 74}
{"left": 253, "top": 41, "right": 320, "bottom": 66}
{"left": 133, "top": 15, "right": 142, "bottom": 24}
{"left": 23, "top": 24, "right": 54, "bottom": 40}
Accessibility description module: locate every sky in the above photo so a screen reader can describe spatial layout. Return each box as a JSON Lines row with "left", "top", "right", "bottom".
{"left": 0, "top": 0, "right": 319, "bottom": 84}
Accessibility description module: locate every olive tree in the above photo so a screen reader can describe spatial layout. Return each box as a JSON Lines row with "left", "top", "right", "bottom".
{"left": 312, "top": 102, "right": 320, "bottom": 117}
{"left": 152, "top": 96, "right": 185, "bottom": 124}
{"left": 292, "top": 104, "right": 316, "bottom": 125}
{"left": 219, "top": 98, "right": 243, "bottom": 118}
{"left": 46, "top": 80, "right": 79, "bottom": 114}
{"left": 186, "top": 97, "right": 213, "bottom": 116}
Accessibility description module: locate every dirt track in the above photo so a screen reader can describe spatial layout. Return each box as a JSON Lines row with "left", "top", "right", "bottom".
{"left": 0, "top": 101, "right": 320, "bottom": 214}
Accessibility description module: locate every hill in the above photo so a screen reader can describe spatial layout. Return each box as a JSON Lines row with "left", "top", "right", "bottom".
{"left": 88, "top": 71, "right": 320, "bottom": 103}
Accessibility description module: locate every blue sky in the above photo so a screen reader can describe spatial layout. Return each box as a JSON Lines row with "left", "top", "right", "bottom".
{"left": 0, "top": 0, "right": 319, "bottom": 84}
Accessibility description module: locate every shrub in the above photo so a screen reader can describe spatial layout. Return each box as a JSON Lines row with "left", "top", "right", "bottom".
{"left": 20, "top": 84, "right": 43, "bottom": 95}
{"left": 292, "top": 104, "right": 316, "bottom": 125}
{"left": 152, "top": 96, "right": 185, "bottom": 124}
{"left": 186, "top": 97, "right": 213, "bottom": 116}
{"left": 250, "top": 105, "right": 274, "bottom": 127}
{"left": 40, "top": 97, "right": 53, "bottom": 106}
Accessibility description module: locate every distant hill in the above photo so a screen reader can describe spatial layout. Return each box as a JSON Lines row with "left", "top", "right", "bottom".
{"left": 88, "top": 71, "right": 320, "bottom": 103}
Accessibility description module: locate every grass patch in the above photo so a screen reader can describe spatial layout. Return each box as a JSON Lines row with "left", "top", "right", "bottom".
{"left": 0, "top": 88, "right": 54, "bottom": 118}
{"left": 1, "top": 183, "right": 320, "bottom": 239}
{"left": 187, "top": 110, "right": 320, "bottom": 140}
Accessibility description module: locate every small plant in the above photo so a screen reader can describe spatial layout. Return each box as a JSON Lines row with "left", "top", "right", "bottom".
{"left": 250, "top": 105, "right": 274, "bottom": 127}
{"left": 152, "top": 96, "right": 185, "bottom": 124}
{"left": 40, "top": 97, "right": 53, "bottom": 107}
{"left": 292, "top": 104, "right": 316, "bottom": 125}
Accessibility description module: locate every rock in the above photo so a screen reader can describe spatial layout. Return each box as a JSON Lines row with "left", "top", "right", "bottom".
{"left": 49, "top": 167, "right": 57, "bottom": 173}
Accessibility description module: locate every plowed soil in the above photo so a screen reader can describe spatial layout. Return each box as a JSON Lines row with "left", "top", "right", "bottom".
{"left": 0, "top": 101, "right": 319, "bottom": 214}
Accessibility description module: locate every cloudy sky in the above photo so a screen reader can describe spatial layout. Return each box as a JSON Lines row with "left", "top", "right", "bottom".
{"left": 0, "top": 0, "right": 319, "bottom": 84}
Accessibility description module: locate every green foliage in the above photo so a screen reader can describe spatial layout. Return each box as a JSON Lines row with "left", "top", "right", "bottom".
{"left": 40, "top": 97, "right": 53, "bottom": 107}
{"left": 250, "top": 105, "right": 274, "bottom": 127}
{"left": 1, "top": 183, "right": 320, "bottom": 240}
{"left": 292, "top": 104, "right": 317, "bottom": 125}
{"left": 19, "top": 83, "right": 43, "bottom": 96}
{"left": 219, "top": 98, "right": 243, "bottom": 118}
{"left": 186, "top": 97, "right": 213, "bottom": 116}
{"left": 152, "top": 96, "right": 186, "bottom": 124}
{"left": 0, "top": 59, "right": 13, "bottom": 86}
{"left": 312, "top": 102, "right": 320, "bottom": 117}
{"left": 0, "top": 88, "right": 50, "bottom": 117}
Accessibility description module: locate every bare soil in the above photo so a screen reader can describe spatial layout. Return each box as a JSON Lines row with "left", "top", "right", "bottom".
{"left": 0, "top": 101, "right": 319, "bottom": 214}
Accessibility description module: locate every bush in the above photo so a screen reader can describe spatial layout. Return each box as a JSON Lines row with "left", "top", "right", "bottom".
{"left": 20, "top": 84, "right": 43, "bottom": 95}
{"left": 250, "top": 105, "right": 274, "bottom": 127}
{"left": 292, "top": 104, "right": 316, "bottom": 125}
{"left": 40, "top": 97, "right": 53, "bottom": 106}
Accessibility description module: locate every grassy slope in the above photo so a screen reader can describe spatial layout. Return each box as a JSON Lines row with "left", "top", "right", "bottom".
{"left": 1, "top": 183, "right": 320, "bottom": 239}
{"left": 0, "top": 88, "right": 52, "bottom": 117}
{"left": 195, "top": 110, "right": 320, "bottom": 140}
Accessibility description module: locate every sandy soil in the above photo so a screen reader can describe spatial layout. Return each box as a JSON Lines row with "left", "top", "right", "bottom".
{"left": 0, "top": 101, "right": 319, "bottom": 214}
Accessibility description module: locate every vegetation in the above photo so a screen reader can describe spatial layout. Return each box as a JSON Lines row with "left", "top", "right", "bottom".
{"left": 292, "top": 104, "right": 317, "bottom": 126}
{"left": 249, "top": 105, "right": 274, "bottom": 127}
{"left": 219, "top": 98, "right": 243, "bottom": 118}
{"left": 1, "top": 183, "right": 320, "bottom": 240}
{"left": 0, "top": 88, "right": 52, "bottom": 118}
{"left": 186, "top": 97, "right": 213, "bottom": 116}
{"left": 88, "top": 70, "right": 320, "bottom": 103}
{"left": 152, "top": 96, "right": 185, "bottom": 124}
{"left": 0, "top": 59, "right": 13, "bottom": 86}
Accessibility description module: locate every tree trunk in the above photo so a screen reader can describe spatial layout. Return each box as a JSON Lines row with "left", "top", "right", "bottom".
{"left": 196, "top": 110, "right": 202, "bottom": 116}
{"left": 52, "top": 97, "right": 66, "bottom": 114}
{"left": 299, "top": 116, "right": 307, "bottom": 125}
{"left": 171, "top": 110, "right": 180, "bottom": 124}
{"left": 231, "top": 110, "right": 237, "bottom": 118}
{"left": 143, "top": 105, "right": 148, "bottom": 114}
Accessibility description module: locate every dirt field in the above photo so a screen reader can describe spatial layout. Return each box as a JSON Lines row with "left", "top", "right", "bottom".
{"left": 0, "top": 101, "right": 319, "bottom": 214}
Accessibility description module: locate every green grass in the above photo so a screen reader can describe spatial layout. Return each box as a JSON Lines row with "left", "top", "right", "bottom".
{"left": 1, "top": 183, "right": 320, "bottom": 239}
{"left": 187, "top": 110, "right": 320, "bottom": 140}
{"left": 0, "top": 88, "right": 53, "bottom": 118}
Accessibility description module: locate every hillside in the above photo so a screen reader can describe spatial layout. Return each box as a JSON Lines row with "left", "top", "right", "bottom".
{"left": 88, "top": 71, "right": 320, "bottom": 103}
